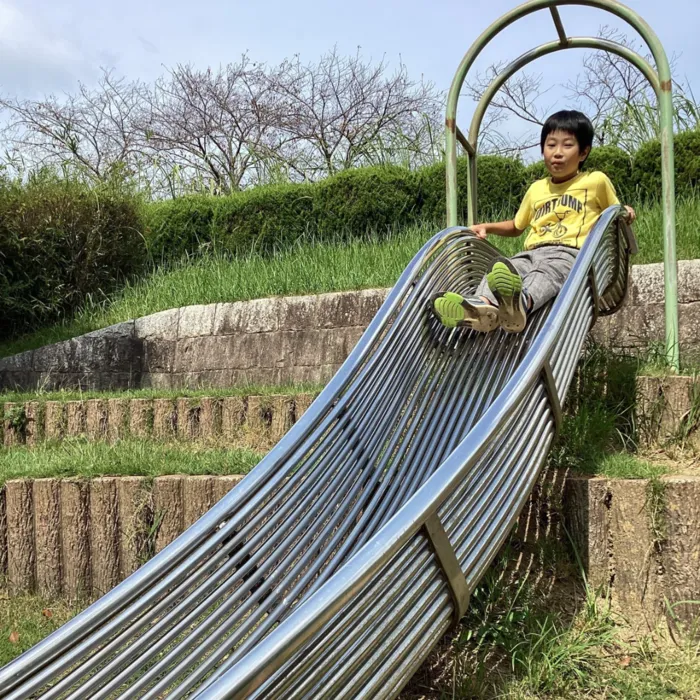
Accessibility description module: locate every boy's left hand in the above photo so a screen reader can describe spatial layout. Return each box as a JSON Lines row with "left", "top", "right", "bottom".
{"left": 624, "top": 205, "right": 636, "bottom": 223}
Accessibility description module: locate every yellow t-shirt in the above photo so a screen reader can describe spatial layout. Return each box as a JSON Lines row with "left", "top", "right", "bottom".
{"left": 514, "top": 171, "right": 620, "bottom": 250}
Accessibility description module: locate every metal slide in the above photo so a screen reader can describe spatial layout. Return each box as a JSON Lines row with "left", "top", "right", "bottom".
{"left": 0, "top": 207, "right": 635, "bottom": 699}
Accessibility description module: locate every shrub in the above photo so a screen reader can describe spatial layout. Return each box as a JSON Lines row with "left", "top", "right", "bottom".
{"left": 145, "top": 195, "right": 218, "bottom": 262}
{"left": 584, "top": 145, "right": 634, "bottom": 202}
{"left": 632, "top": 130, "right": 700, "bottom": 200}
{"left": 421, "top": 155, "right": 528, "bottom": 225}
{"left": 0, "top": 172, "right": 145, "bottom": 340}
{"left": 211, "top": 182, "right": 316, "bottom": 255}
{"left": 313, "top": 165, "right": 421, "bottom": 239}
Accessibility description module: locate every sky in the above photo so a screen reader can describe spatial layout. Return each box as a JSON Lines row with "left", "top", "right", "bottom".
{"left": 2, "top": 0, "right": 699, "bottom": 145}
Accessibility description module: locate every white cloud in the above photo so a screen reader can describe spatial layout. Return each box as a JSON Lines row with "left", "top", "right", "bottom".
{"left": 0, "top": 1, "right": 92, "bottom": 96}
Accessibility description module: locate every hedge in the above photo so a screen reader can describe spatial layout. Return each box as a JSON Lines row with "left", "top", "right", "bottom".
{"left": 632, "top": 130, "right": 700, "bottom": 200}
{"left": 0, "top": 173, "right": 145, "bottom": 340}
{"left": 143, "top": 145, "right": 644, "bottom": 263}
{"left": 4, "top": 129, "right": 699, "bottom": 343}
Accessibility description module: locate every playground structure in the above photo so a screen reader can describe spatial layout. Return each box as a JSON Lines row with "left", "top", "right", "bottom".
{"left": 0, "top": 1, "right": 677, "bottom": 699}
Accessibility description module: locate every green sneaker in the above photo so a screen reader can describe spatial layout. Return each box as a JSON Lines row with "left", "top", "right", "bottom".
{"left": 431, "top": 291, "right": 498, "bottom": 333}
{"left": 487, "top": 258, "right": 527, "bottom": 333}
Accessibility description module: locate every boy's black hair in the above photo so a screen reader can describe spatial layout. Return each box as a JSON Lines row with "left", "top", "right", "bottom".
{"left": 540, "top": 110, "right": 594, "bottom": 163}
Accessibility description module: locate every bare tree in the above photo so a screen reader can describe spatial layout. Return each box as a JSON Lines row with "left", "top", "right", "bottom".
{"left": 267, "top": 48, "right": 442, "bottom": 179}
{"left": 0, "top": 70, "right": 150, "bottom": 182}
{"left": 140, "top": 58, "right": 292, "bottom": 194}
{"left": 464, "top": 26, "right": 700, "bottom": 157}
{"left": 462, "top": 64, "right": 554, "bottom": 156}
{"left": 0, "top": 49, "right": 442, "bottom": 193}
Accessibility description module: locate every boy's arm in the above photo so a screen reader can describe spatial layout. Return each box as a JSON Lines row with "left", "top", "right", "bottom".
{"left": 471, "top": 220, "right": 523, "bottom": 239}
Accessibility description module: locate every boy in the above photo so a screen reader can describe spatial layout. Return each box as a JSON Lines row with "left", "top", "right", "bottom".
{"left": 432, "top": 110, "right": 636, "bottom": 333}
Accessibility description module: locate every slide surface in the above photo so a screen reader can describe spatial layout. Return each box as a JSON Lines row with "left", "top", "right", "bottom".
{"left": 0, "top": 207, "right": 634, "bottom": 699}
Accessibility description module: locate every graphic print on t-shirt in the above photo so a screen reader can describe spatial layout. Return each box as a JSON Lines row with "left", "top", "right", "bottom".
{"left": 531, "top": 188, "right": 589, "bottom": 245}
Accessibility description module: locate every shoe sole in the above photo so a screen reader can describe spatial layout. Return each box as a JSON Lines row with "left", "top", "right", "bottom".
{"left": 431, "top": 292, "right": 498, "bottom": 333}
{"left": 487, "top": 260, "right": 527, "bottom": 333}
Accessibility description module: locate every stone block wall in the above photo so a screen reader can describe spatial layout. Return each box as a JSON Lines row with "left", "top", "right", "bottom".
{"left": 2, "top": 260, "right": 700, "bottom": 393}
{"left": 0, "top": 290, "right": 386, "bottom": 392}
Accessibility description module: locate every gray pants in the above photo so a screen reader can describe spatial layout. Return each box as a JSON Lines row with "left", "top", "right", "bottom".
{"left": 475, "top": 246, "right": 579, "bottom": 312}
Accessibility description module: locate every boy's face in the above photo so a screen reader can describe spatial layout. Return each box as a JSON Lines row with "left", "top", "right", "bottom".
{"left": 542, "top": 129, "right": 591, "bottom": 181}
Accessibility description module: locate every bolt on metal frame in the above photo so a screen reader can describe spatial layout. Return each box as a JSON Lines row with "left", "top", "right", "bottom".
{"left": 445, "top": 0, "right": 679, "bottom": 369}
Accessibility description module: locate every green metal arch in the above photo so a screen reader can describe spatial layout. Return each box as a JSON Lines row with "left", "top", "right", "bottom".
{"left": 445, "top": 0, "right": 679, "bottom": 369}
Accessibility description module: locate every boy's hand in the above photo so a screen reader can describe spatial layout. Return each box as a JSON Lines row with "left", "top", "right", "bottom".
{"left": 471, "top": 224, "right": 489, "bottom": 239}
{"left": 624, "top": 205, "right": 636, "bottom": 223}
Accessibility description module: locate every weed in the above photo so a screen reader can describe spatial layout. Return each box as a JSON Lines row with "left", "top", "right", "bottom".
{"left": 645, "top": 476, "right": 668, "bottom": 553}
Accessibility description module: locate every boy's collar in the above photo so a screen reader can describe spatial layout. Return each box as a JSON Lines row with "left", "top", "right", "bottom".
{"left": 549, "top": 170, "right": 584, "bottom": 185}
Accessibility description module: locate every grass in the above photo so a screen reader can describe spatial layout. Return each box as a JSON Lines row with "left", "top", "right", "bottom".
{"left": 0, "top": 439, "right": 261, "bottom": 485}
{"left": 0, "top": 383, "right": 322, "bottom": 405}
{"left": 2, "top": 196, "right": 699, "bottom": 360}
{"left": 402, "top": 542, "right": 700, "bottom": 700}
{"left": 0, "top": 594, "right": 83, "bottom": 667}
{"left": 0, "top": 223, "right": 431, "bottom": 359}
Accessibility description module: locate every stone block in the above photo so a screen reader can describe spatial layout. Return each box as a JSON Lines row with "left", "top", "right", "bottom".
{"left": 72, "top": 337, "right": 110, "bottom": 371}
{"left": 174, "top": 336, "right": 232, "bottom": 373}
{"left": 257, "top": 332, "right": 293, "bottom": 369}
{"left": 143, "top": 372, "right": 173, "bottom": 390}
{"left": 212, "top": 302, "right": 245, "bottom": 336}
{"left": 280, "top": 295, "right": 319, "bottom": 331}
{"left": 84, "top": 321, "right": 134, "bottom": 340}
{"left": 33, "top": 340, "right": 74, "bottom": 372}
{"left": 292, "top": 329, "right": 323, "bottom": 368}
{"left": 178, "top": 304, "right": 217, "bottom": 338}
{"left": 320, "top": 328, "right": 354, "bottom": 366}
{"left": 316, "top": 291, "right": 362, "bottom": 329}
{"left": 237, "top": 298, "right": 280, "bottom": 334}
{"left": 678, "top": 260, "right": 700, "bottom": 304}
{"left": 358, "top": 288, "right": 390, "bottom": 324}
{"left": 135, "top": 309, "right": 180, "bottom": 341}
{"left": 288, "top": 365, "right": 324, "bottom": 385}
{"left": 105, "top": 336, "right": 143, "bottom": 374}
{"left": 143, "top": 339, "right": 176, "bottom": 373}
{"left": 628, "top": 262, "right": 663, "bottom": 306}
{"left": 0, "top": 350, "right": 34, "bottom": 372}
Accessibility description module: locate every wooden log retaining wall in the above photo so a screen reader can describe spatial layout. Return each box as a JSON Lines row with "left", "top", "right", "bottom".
{"left": 0, "top": 393, "right": 316, "bottom": 450}
{"left": 0, "top": 471, "right": 698, "bottom": 631}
